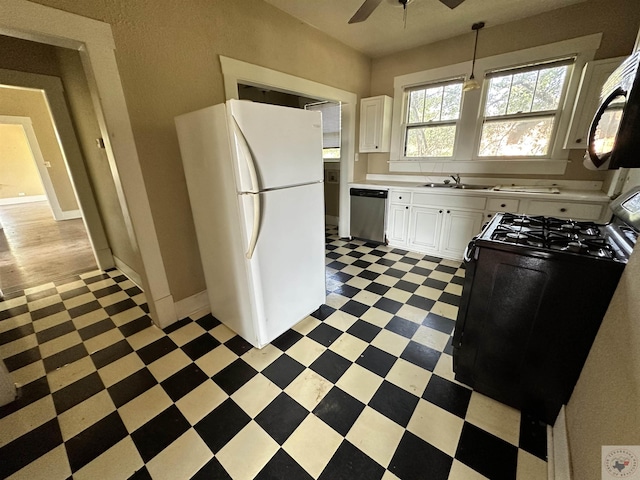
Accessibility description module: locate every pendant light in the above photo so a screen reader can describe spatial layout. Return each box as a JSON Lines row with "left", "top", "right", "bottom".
{"left": 463, "top": 21, "right": 485, "bottom": 92}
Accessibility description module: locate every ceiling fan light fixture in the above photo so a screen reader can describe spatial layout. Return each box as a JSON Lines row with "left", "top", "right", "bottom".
{"left": 465, "top": 21, "right": 485, "bottom": 92}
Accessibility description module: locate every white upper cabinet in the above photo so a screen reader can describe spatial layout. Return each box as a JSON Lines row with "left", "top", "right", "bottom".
{"left": 359, "top": 95, "right": 393, "bottom": 153}
{"left": 564, "top": 56, "right": 626, "bottom": 150}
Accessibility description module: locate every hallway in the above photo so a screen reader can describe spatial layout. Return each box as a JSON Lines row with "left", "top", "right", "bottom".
{"left": 0, "top": 201, "right": 96, "bottom": 294}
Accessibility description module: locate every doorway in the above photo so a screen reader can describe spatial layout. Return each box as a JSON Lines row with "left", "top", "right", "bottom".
{"left": 0, "top": 118, "right": 96, "bottom": 293}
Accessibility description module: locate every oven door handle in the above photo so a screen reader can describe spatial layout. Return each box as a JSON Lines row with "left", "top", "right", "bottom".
{"left": 463, "top": 238, "right": 477, "bottom": 263}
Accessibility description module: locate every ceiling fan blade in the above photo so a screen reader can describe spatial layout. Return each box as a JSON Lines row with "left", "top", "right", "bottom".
{"left": 439, "top": 0, "right": 466, "bottom": 8}
{"left": 348, "top": 0, "right": 383, "bottom": 24}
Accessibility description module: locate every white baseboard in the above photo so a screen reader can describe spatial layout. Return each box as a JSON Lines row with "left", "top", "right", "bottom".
{"left": 113, "top": 256, "right": 142, "bottom": 288}
{"left": 174, "top": 290, "right": 210, "bottom": 321}
{"left": 0, "top": 195, "right": 47, "bottom": 205}
{"left": 325, "top": 215, "right": 339, "bottom": 226}
{"left": 550, "top": 405, "right": 572, "bottom": 480}
{"left": 57, "top": 209, "right": 82, "bottom": 220}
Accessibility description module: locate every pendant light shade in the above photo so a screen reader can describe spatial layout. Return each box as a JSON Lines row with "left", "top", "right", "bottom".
{"left": 463, "top": 21, "right": 485, "bottom": 92}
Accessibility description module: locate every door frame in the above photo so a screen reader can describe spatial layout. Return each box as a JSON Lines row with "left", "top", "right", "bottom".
{"left": 0, "top": 0, "right": 175, "bottom": 327}
{"left": 0, "top": 73, "right": 114, "bottom": 270}
{"left": 0, "top": 115, "right": 67, "bottom": 219}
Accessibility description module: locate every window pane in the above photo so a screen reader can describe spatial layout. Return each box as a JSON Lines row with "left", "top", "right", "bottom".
{"left": 532, "top": 66, "right": 567, "bottom": 112}
{"left": 424, "top": 86, "right": 444, "bottom": 122}
{"left": 507, "top": 71, "right": 537, "bottom": 114}
{"left": 405, "top": 125, "right": 456, "bottom": 157}
{"left": 478, "top": 117, "right": 554, "bottom": 157}
{"left": 408, "top": 89, "right": 426, "bottom": 123}
{"left": 485, "top": 76, "right": 511, "bottom": 117}
{"left": 442, "top": 84, "right": 462, "bottom": 120}
{"left": 323, "top": 148, "right": 341, "bottom": 159}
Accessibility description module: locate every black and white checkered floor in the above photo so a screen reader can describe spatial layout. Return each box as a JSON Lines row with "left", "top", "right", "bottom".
{"left": 0, "top": 227, "right": 548, "bottom": 479}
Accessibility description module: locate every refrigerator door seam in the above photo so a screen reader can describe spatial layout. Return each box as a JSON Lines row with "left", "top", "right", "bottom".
{"left": 231, "top": 114, "right": 261, "bottom": 194}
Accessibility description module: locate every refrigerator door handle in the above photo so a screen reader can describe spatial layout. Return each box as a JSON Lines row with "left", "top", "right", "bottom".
{"left": 231, "top": 115, "right": 260, "bottom": 194}
{"left": 246, "top": 192, "right": 261, "bottom": 259}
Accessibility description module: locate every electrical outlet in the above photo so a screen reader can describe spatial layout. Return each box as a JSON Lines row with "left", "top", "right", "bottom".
{"left": 44, "top": 161, "right": 51, "bottom": 168}
{"left": 326, "top": 170, "right": 339, "bottom": 184}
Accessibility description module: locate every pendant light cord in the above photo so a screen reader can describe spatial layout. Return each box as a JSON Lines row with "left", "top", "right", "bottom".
{"left": 470, "top": 28, "right": 479, "bottom": 79}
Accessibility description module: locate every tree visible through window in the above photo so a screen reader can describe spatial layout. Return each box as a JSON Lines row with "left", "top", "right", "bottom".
{"left": 478, "top": 60, "right": 572, "bottom": 157}
{"left": 404, "top": 80, "right": 463, "bottom": 158}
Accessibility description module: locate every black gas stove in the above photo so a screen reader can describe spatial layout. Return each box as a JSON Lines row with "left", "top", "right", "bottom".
{"left": 478, "top": 212, "right": 634, "bottom": 262}
{"left": 453, "top": 187, "right": 640, "bottom": 425}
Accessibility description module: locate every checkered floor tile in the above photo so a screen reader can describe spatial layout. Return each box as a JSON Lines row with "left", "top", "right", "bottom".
{"left": 0, "top": 227, "right": 549, "bottom": 479}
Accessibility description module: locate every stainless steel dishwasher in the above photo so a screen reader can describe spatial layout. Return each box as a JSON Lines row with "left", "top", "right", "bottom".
{"left": 350, "top": 188, "right": 388, "bottom": 244}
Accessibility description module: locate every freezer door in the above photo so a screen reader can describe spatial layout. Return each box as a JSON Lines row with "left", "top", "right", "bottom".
{"left": 239, "top": 182, "right": 326, "bottom": 346}
{"left": 228, "top": 99, "right": 324, "bottom": 192}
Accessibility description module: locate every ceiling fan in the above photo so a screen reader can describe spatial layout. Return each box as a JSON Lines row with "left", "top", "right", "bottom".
{"left": 348, "top": 0, "right": 466, "bottom": 24}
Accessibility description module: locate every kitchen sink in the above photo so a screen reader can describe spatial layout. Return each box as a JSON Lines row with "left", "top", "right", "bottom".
{"left": 421, "top": 183, "right": 490, "bottom": 190}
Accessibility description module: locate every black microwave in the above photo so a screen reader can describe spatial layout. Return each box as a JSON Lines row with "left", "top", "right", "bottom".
{"left": 584, "top": 51, "right": 640, "bottom": 170}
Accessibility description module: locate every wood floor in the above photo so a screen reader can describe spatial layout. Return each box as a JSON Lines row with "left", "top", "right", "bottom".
{"left": 0, "top": 201, "right": 97, "bottom": 294}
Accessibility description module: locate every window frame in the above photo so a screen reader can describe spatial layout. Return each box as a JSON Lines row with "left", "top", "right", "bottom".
{"left": 474, "top": 58, "right": 575, "bottom": 160}
{"left": 305, "top": 100, "right": 342, "bottom": 162}
{"left": 402, "top": 77, "right": 465, "bottom": 160}
{"left": 388, "top": 34, "right": 602, "bottom": 175}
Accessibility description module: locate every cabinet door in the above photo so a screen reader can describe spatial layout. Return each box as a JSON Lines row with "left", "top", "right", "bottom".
{"left": 359, "top": 96, "right": 392, "bottom": 153}
{"left": 387, "top": 204, "right": 410, "bottom": 245}
{"left": 408, "top": 206, "right": 443, "bottom": 251}
{"left": 440, "top": 210, "right": 483, "bottom": 258}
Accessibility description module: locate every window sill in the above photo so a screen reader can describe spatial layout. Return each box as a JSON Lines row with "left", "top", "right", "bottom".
{"left": 388, "top": 158, "right": 569, "bottom": 175}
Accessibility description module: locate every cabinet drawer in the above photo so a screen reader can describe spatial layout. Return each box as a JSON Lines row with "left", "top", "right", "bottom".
{"left": 389, "top": 190, "right": 411, "bottom": 204}
{"left": 526, "top": 201, "right": 603, "bottom": 220}
{"left": 413, "top": 193, "right": 486, "bottom": 210}
{"left": 487, "top": 197, "right": 520, "bottom": 212}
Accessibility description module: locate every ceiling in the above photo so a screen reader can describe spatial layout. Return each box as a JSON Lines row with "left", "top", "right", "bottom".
{"left": 264, "top": 0, "right": 589, "bottom": 58}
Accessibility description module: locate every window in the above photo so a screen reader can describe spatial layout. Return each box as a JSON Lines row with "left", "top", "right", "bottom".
{"left": 404, "top": 80, "right": 463, "bottom": 158}
{"left": 305, "top": 101, "right": 341, "bottom": 159}
{"left": 388, "top": 34, "right": 602, "bottom": 174}
{"left": 478, "top": 60, "right": 573, "bottom": 157}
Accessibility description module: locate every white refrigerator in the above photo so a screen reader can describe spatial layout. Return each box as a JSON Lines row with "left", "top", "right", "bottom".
{"left": 175, "top": 99, "right": 326, "bottom": 348}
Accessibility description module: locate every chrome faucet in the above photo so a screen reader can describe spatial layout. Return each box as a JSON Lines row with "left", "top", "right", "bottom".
{"left": 451, "top": 174, "right": 461, "bottom": 185}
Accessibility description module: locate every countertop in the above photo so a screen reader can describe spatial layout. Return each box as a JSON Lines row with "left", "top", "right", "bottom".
{"left": 349, "top": 180, "right": 612, "bottom": 203}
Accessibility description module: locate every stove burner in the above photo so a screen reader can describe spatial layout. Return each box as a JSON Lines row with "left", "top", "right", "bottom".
{"left": 506, "top": 232, "right": 529, "bottom": 242}
{"left": 560, "top": 223, "right": 582, "bottom": 232}
{"left": 565, "top": 241, "right": 588, "bottom": 254}
{"left": 512, "top": 218, "right": 531, "bottom": 226}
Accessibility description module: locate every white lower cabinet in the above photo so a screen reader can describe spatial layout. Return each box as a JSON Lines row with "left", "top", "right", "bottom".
{"left": 440, "top": 209, "right": 484, "bottom": 258}
{"left": 386, "top": 187, "right": 609, "bottom": 260}
{"left": 408, "top": 206, "right": 443, "bottom": 252}
{"left": 408, "top": 206, "right": 483, "bottom": 259}
{"left": 387, "top": 203, "right": 410, "bottom": 244}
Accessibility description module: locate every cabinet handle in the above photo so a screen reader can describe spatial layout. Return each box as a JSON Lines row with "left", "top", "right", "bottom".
{"left": 398, "top": 196, "right": 402, "bottom": 199}
{"left": 375, "top": 145, "right": 379, "bottom": 149}
{"left": 446, "top": 210, "right": 450, "bottom": 214}
{"left": 576, "top": 138, "right": 582, "bottom": 144}
{"left": 501, "top": 203, "right": 506, "bottom": 208}
{"left": 560, "top": 208, "right": 567, "bottom": 212}
{"left": 487, "top": 214, "right": 492, "bottom": 218}
{"left": 439, "top": 210, "right": 443, "bottom": 214}
{"left": 405, "top": 206, "right": 409, "bottom": 210}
